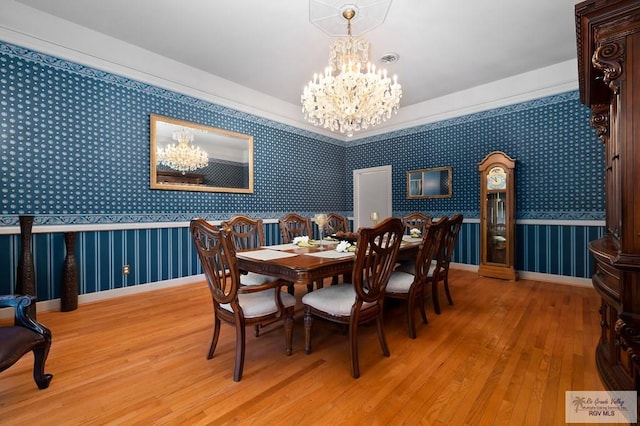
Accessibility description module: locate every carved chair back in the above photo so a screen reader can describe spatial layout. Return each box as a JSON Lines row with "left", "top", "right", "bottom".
{"left": 279, "top": 213, "right": 312, "bottom": 243}
{"left": 401, "top": 212, "right": 433, "bottom": 235}
{"left": 221, "top": 215, "right": 265, "bottom": 251}
{"left": 352, "top": 217, "right": 404, "bottom": 304}
{"left": 325, "top": 213, "right": 350, "bottom": 235}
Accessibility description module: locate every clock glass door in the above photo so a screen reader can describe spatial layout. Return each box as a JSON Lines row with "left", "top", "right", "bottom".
{"left": 486, "top": 191, "right": 507, "bottom": 265}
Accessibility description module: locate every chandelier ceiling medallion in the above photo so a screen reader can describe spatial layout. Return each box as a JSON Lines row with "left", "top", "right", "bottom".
{"left": 302, "top": 1, "right": 401, "bottom": 137}
{"left": 156, "top": 128, "right": 209, "bottom": 173}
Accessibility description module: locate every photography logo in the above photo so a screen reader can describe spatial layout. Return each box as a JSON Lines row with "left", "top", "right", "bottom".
{"left": 566, "top": 391, "right": 637, "bottom": 423}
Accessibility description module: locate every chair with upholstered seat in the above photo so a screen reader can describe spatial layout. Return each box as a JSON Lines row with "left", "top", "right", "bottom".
{"left": 385, "top": 217, "right": 447, "bottom": 338}
{"left": 401, "top": 212, "right": 433, "bottom": 236}
{"left": 279, "top": 213, "right": 313, "bottom": 244}
{"left": 221, "top": 215, "right": 275, "bottom": 286}
{"left": 0, "top": 295, "right": 52, "bottom": 389}
{"left": 325, "top": 213, "right": 350, "bottom": 285}
{"left": 430, "top": 214, "right": 464, "bottom": 314}
{"left": 190, "top": 218, "right": 295, "bottom": 382}
{"left": 396, "top": 212, "right": 433, "bottom": 271}
{"left": 302, "top": 217, "right": 403, "bottom": 378}
{"left": 279, "top": 213, "right": 316, "bottom": 292}
{"left": 325, "top": 213, "right": 349, "bottom": 236}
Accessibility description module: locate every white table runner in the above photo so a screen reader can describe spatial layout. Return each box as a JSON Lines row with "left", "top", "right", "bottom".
{"left": 402, "top": 236, "right": 422, "bottom": 243}
{"left": 237, "top": 249, "right": 299, "bottom": 261}
{"left": 264, "top": 243, "right": 297, "bottom": 251}
{"left": 304, "top": 250, "right": 355, "bottom": 259}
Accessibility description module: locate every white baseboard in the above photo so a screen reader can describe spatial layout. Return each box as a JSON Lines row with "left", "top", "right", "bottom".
{"left": 450, "top": 263, "right": 593, "bottom": 287}
{"left": 0, "top": 275, "right": 204, "bottom": 319}
{"left": 1, "top": 267, "right": 593, "bottom": 319}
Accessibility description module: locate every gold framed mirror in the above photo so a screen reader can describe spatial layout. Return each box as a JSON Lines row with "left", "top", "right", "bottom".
{"left": 150, "top": 114, "right": 254, "bottom": 193}
{"left": 406, "top": 166, "right": 452, "bottom": 199}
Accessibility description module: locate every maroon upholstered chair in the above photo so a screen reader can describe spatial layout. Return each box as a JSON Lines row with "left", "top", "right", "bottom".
{"left": 0, "top": 295, "right": 52, "bottom": 389}
{"left": 302, "top": 217, "right": 403, "bottom": 378}
{"left": 190, "top": 219, "right": 295, "bottom": 382}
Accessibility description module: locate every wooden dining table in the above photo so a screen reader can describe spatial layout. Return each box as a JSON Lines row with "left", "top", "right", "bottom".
{"left": 235, "top": 237, "right": 422, "bottom": 289}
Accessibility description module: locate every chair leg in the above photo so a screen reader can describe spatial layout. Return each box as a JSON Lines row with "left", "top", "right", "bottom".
{"left": 233, "top": 322, "right": 246, "bottom": 382}
{"left": 304, "top": 310, "right": 314, "bottom": 354}
{"left": 32, "top": 344, "right": 53, "bottom": 390}
{"left": 432, "top": 281, "right": 442, "bottom": 315}
{"left": 208, "top": 316, "right": 221, "bottom": 359}
{"left": 376, "top": 313, "right": 390, "bottom": 358}
{"left": 284, "top": 309, "right": 294, "bottom": 356}
{"left": 418, "top": 286, "right": 428, "bottom": 325}
{"left": 349, "top": 319, "right": 361, "bottom": 379}
{"left": 444, "top": 276, "right": 454, "bottom": 305}
{"left": 406, "top": 290, "right": 417, "bottom": 339}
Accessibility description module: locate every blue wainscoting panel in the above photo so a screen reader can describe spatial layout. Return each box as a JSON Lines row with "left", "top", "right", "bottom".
{"left": 0, "top": 221, "right": 603, "bottom": 301}
{"left": 454, "top": 222, "right": 480, "bottom": 266}
{"left": 517, "top": 223, "right": 603, "bottom": 278}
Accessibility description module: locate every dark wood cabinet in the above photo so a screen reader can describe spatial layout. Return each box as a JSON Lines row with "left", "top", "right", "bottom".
{"left": 576, "top": 0, "right": 640, "bottom": 402}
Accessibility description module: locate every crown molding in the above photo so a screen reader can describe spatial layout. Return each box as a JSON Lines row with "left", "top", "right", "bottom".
{"left": 1, "top": 0, "right": 578, "bottom": 143}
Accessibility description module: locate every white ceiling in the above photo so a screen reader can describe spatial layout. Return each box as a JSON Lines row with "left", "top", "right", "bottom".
{"left": 2, "top": 0, "right": 580, "bottom": 140}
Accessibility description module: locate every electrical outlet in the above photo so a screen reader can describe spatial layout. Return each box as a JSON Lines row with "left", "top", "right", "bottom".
{"left": 122, "top": 264, "right": 131, "bottom": 275}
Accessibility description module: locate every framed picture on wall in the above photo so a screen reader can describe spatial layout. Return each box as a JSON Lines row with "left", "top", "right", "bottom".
{"left": 406, "top": 166, "right": 452, "bottom": 199}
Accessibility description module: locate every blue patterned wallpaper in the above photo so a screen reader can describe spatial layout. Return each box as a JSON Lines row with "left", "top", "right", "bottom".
{"left": 0, "top": 41, "right": 348, "bottom": 225}
{"left": 0, "top": 40, "right": 606, "bottom": 301}
{"left": 346, "top": 91, "right": 604, "bottom": 220}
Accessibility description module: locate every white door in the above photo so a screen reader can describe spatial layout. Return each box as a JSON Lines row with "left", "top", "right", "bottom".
{"left": 353, "top": 165, "right": 392, "bottom": 230}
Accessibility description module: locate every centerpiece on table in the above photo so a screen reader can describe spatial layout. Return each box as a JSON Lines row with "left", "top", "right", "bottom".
{"left": 292, "top": 236, "right": 316, "bottom": 247}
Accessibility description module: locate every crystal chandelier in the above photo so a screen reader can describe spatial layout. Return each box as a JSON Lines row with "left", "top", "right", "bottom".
{"left": 301, "top": 8, "right": 402, "bottom": 137}
{"left": 156, "top": 128, "right": 209, "bottom": 173}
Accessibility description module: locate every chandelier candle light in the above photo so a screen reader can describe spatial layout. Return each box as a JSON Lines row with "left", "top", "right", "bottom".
{"left": 301, "top": 7, "right": 402, "bottom": 137}
{"left": 157, "top": 128, "right": 209, "bottom": 174}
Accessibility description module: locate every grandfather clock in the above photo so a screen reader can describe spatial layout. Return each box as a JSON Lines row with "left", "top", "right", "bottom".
{"left": 478, "top": 151, "right": 517, "bottom": 281}
{"left": 576, "top": 0, "right": 640, "bottom": 402}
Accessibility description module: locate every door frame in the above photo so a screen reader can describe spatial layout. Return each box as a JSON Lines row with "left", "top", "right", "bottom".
{"left": 353, "top": 165, "right": 393, "bottom": 230}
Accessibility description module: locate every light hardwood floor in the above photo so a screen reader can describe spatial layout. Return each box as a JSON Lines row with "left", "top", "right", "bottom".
{"left": 0, "top": 270, "right": 609, "bottom": 425}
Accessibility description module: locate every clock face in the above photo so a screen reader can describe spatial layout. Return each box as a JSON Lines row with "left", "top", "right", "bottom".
{"left": 487, "top": 167, "right": 507, "bottom": 190}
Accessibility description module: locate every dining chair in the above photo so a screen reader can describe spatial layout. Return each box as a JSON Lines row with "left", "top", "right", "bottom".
{"left": 302, "top": 217, "right": 404, "bottom": 378}
{"left": 278, "top": 213, "right": 318, "bottom": 292}
{"left": 325, "top": 213, "right": 349, "bottom": 235}
{"left": 221, "top": 215, "right": 275, "bottom": 286}
{"left": 325, "top": 213, "right": 350, "bottom": 285}
{"left": 279, "top": 213, "right": 313, "bottom": 243}
{"left": 396, "top": 212, "right": 434, "bottom": 272}
{"left": 0, "top": 295, "right": 53, "bottom": 389}
{"left": 401, "top": 212, "right": 433, "bottom": 235}
{"left": 430, "top": 214, "right": 464, "bottom": 314}
{"left": 190, "top": 218, "right": 295, "bottom": 382}
{"left": 385, "top": 217, "right": 447, "bottom": 338}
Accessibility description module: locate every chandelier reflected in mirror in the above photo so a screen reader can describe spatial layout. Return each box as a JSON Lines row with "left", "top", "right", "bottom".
{"left": 156, "top": 128, "right": 209, "bottom": 173}
{"left": 301, "top": 7, "right": 401, "bottom": 137}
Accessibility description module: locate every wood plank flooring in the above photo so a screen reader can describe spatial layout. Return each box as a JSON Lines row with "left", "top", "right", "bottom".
{"left": 0, "top": 270, "right": 610, "bottom": 425}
